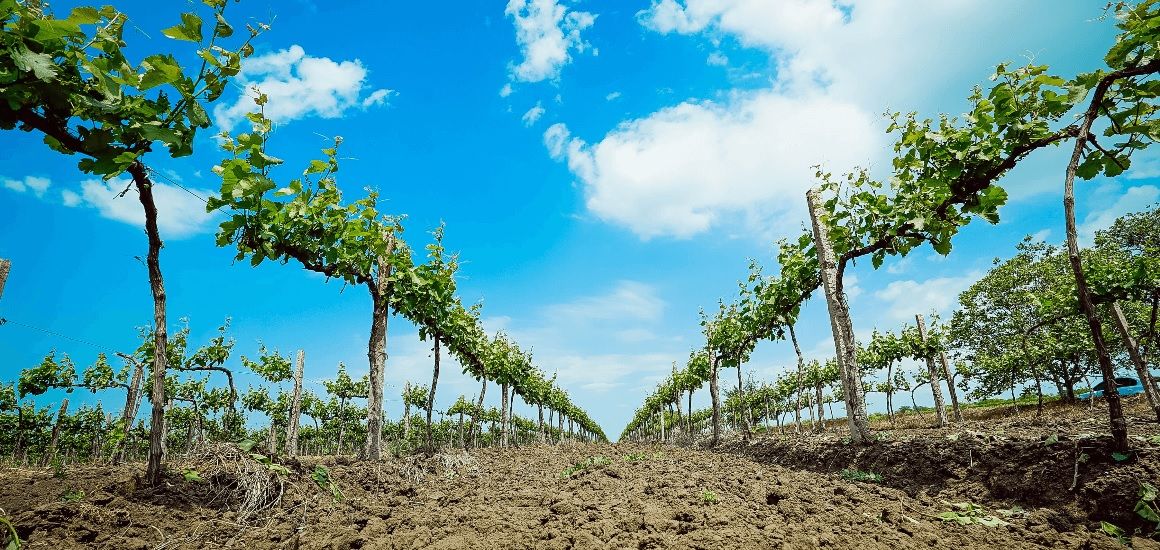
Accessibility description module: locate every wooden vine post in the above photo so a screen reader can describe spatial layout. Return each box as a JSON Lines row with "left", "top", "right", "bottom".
{"left": 1108, "top": 302, "right": 1160, "bottom": 422}
{"left": 734, "top": 359, "right": 749, "bottom": 438}
{"left": 286, "top": 350, "right": 305, "bottom": 457}
{"left": 115, "top": 353, "right": 145, "bottom": 464}
{"left": 915, "top": 314, "right": 948, "bottom": 426}
{"left": 425, "top": 334, "right": 440, "bottom": 452}
{"left": 0, "top": 258, "right": 10, "bottom": 302}
{"left": 471, "top": 378, "right": 486, "bottom": 448}
{"left": 789, "top": 324, "right": 806, "bottom": 433}
{"left": 659, "top": 408, "right": 665, "bottom": 442}
{"left": 708, "top": 349, "right": 721, "bottom": 446}
{"left": 403, "top": 381, "right": 412, "bottom": 440}
{"left": 938, "top": 351, "right": 964, "bottom": 422}
{"left": 499, "top": 383, "right": 510, "bottom": 447}
{"left": 47, "top": 398, "right": 69, "bottom": 465}
{"left": 806, "top": 188, "right": 871, "bottom": 443}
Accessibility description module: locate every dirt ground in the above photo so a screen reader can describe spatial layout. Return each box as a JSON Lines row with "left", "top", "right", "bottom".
{"left": 1, "top": 397, "right": 1158, "bottom": 549}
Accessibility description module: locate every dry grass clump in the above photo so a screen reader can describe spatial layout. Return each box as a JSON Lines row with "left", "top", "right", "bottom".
{"left": 181, "top": 443, "right": 286, "bottom": 522}
{"left": 398, "top": 451, "right": 480, "bottom": 483}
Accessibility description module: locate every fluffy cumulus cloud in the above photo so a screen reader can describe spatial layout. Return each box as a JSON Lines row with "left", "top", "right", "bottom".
{"left": 491, "top": 281, "right": 675, "bottom": 394}
{"left": 521, "top": 102, "right": 546, "bottom": 126}
{"left": 1079, "top": 184, "right": 1160, "bottom": 244}
{"left": 873, "top": 271, "right": 982, "bottom": 322}
{"left": 543, "top": 280, "right": 666, "bottom": 323}
{"left": 636, "top": 0, "right": 1065, "bottom": 109}
{"left": 62, "top": 177, "right": 217, "bottom": 239}
{"left": 544, "top": 91, "right": 880, "bottom": 239}
{"left": 640, "top": 0, "right": 846, "bottom": 54}
{"left": 214, "top": 45, "right": 394, "bottom": 131}
{"left": 543, "top": 0, "right": 1100, "bottom": 240}
{"left": 505, "top": 0, "right": 596, "bottom": 83}
{"left": 2, "top": 176, "right": 51, "bottom": 198}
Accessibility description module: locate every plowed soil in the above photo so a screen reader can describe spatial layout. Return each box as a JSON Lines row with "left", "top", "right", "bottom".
{"left": 1, "top": 397, "right": 1158, "bottom": 549}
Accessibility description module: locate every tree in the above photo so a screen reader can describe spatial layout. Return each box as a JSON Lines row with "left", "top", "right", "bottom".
{"left": 406, "top": 226, "right": 459, "bottom": 452}
{"left": 321, "top": 363, "right": 368, "bottom": 454}
{"left": 210, "top": 103, "right": 407, "bottom": 460}
{"left": 861, "top": 330, "right": 904, "bottom": 425}
{"left": 912, "top": 315, "right": 948, "bottom": 426}
{"left": 1, "top": 1, "right": 260, "bottom": 483}
{"left": 807, "top": 187, "right": 871, "bottom": 442}
{"left": 1055, "top": 1, "right": 1160, "bottom": 451}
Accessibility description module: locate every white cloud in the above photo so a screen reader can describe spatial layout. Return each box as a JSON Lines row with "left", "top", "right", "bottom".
{"left": 843, "top": 273, "right": 863, "bottom": 300}
{"left": 3, "top": 176, "right": 51, "bottom": 198}
{"left": 521, "top": 102, "right": 546, "bottom": 126}
{"left": 60, "top": 189, "right": 81, "bottom": 207}
{"left": 637, "top": 0, "right": 1086, "bottom": 111}
{"left": 481, "top": 281, "right": 676, "bottom": 398}
{"left": 1079, "top": 184, "right": 1160, "bottom": 244}
{"left": 873, "top": 271, "right": 982, "bottom": 322}
{"left": 63, "top": 177, "right": 217, "bottom": 239}
{"left": 361, "top": 88, "right": 395, "bottom": 108}
{"left": 500, "top": 83, "right": 514, "bottom": 97}
{"left": 505, "top": 0, "right": 596, "bottom": 83}
{"left": 542, "top": 352, "right": 674, "bottom": 391}
{"left": 885, "top": 256, "right": 914, "bottom": 275}
{"left": 1030, "top": 228, "right": 1052, "bottom": 243}
{"left": 543, "top": 90, "right": 880, "bottom": 239}
{"left": 542, "top": 1, "right": 1106, "bottom": 240}
{"left": 616, "top": 328, "right": 658, "bottom": 343}
{"left": 1125, "top": 149, "right": 1160, "bottom": 180}
{"left": 214, "top": 45, "right": 393, "bottom": 131}
{"left": 706, "top": 51, "right": 729, "bottom": 66}
{"left": 481, "top": 315, "right": 513, "bottom": 335}
{"left": 543, "top": 280, "right": 665, "bottom": 323}
{"left": 605, "top": 91, "right": 622, "bottom": 101}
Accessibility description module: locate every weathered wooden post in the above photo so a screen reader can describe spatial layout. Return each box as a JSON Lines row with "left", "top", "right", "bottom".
{"left": 915, "top": 314, "right": 948, "bottom": 427}
{"left": 47, "top": 398, "right": 69, "bottom": 465}
{"left": 0, "top": 258, "right": 11, "bottom": 302}
{"left": 938, "top": 351, "right": 964, "bottom": 422}
{"left": 286, "top": 350, "right": 305, "bottom": 457}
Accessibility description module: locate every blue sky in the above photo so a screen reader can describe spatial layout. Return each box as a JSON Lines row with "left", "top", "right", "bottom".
{"left": 1, "top": 0, "right": 1157, "bottom": 435}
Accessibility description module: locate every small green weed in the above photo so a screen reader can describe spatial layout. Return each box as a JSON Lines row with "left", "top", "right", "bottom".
{"left": 1135, "top": 482, "right": 1159, "bottom": 531}
{"left": 561, "top": 456, "right": 612, "bottom": 478}
{"left": 624, "top": 453, "right": 648, "bottom": 463}
{"left": 50, "top": 456, "right": 65, "bottom": 479}
{"left": 995, "top": 505, "right": 1026, "bottom": 519}
{"left": 60, "top": 489, "right": 85, "bottom": 502}
{"left": 182, "top": 468, "right": 203, "bottom": 482}
{"left": 701, "top": 490, "right": 718, "bottom": 504}
{"left": 841, "top": 469, "right": 883, "bottom": 483}
{"left": 936, "top": 501, "right": 1009, "bottom": 527}
{"left": 312, "top": 465, "right": 344, "bottom": 502}
{"left": 0, "top": 513, "right": 20, "bottom": 550}
{"left": 1100, "top": 521, "right": 1129, "bottom": 546}
{"left": 237, "top": 440, "right": 290, "bottom": 475}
